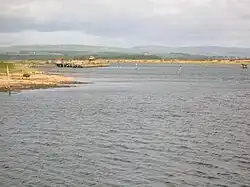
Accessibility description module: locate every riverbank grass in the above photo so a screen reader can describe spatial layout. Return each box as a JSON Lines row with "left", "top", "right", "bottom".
{"left": 0, "top": 62, "right": 39, "bottom": 74}
{"left": 0, "top": 62, "right": 79, "bottom": 92}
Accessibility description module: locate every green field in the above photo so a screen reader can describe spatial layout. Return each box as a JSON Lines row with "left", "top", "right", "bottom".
{"left": 0, "top": 62, "right": 38, "bottom": 74}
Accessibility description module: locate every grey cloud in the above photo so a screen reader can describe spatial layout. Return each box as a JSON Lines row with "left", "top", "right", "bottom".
{"left": 0, "top": 16, "right": 75, "bottom": 33}
{"left": 0, "top": 0, "right": 250, "bottom": 46}
{"left": 0, "top": 14, "right": 145, "bottom": 37}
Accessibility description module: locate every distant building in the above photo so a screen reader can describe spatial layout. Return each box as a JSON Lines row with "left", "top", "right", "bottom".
{"left": 143, "top": 52, "right": 151, "bottom": 56}
{"left": 88, "top": 56, "right": 95, "bottom": 62}
{"left": 55, "top": 58, "right": 64, "bottom": 64}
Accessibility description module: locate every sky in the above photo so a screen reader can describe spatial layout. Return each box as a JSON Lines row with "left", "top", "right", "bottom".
{"left": 0, "top": 0, "right": 250, "bottom": 47}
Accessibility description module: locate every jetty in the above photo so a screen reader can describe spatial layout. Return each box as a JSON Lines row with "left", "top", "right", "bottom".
{"left": 55, "top": 57, "right": 109, "bottom": 68}
{"left": 56, "top": 62, "right": 109, "bottom": 68}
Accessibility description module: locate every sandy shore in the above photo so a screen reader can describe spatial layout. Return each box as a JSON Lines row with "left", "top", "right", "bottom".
{"left": 74, "top": 59, "right": 250, "bottom": 65}
{"left": 0, "top": 73, "right": 83, "bottom": 92}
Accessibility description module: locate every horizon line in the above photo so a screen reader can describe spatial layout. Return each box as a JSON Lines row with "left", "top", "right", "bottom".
{"left": 1, "top": 44, "right": 250, "bottom": 49}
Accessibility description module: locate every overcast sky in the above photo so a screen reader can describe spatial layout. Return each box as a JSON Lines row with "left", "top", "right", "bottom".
{"left": 0, "top": 0, "right": 250, "bottom": 47}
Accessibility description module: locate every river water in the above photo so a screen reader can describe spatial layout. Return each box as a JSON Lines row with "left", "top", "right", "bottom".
{"left": 0, "top": 64, "right": 249, "bottom": 187}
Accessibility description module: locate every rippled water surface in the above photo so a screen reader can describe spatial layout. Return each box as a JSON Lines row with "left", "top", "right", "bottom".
{"left": 1, "top": 64, "right": 250, "bottom": 187}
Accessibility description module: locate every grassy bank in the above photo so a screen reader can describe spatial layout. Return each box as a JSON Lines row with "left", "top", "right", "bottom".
{"left": 0, "top": 62, "right": 41, "bottom": 75}
{"left": 0, "top": 62, "right": 83, "bottom": 92}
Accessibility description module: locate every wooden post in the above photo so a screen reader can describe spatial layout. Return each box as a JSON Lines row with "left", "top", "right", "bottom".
{"left": 6, "top": 65, "right": 11, "bottom": 95}
{"left": 62, "top": 61, "right": 64, "bottom": 74}
{"left": 177, "top": 66, "right": 182, "bottom": 76}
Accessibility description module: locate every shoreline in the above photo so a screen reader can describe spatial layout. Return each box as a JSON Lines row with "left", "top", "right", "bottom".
{"left": 0, "top": 73, "right": 86, "bottom": 93}
{"left": 100, "top": 59, "right": 250, "bottom": 65}
{"left": 50, "top": 59, "right": 250, "bottom": 65}
{"left": 0, "top": 62, "right": 88, "bottom": 93}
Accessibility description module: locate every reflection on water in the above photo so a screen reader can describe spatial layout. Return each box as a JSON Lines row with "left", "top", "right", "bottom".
{"left": 1, "top": 64, "right": 249, "bottom": 186}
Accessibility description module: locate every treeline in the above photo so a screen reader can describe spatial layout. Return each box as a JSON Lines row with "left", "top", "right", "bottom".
{"left": 1, "top": 51, "right": 246, "bottom": 61}
{"left": 76, "top": 53, "right": 162, "bottom": 60}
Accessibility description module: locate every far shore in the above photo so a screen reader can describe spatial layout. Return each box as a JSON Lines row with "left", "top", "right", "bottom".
{"left": 3, "top": 58, "right": 250, "bottom": 66}
{"left": 94, "top": 59, "right": 250, "bottom": 65}
{"left": 45, "top": 59, "right": 250, "bottom": 65}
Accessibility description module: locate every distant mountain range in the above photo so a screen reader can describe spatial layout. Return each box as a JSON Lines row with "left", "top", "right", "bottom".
{"left": 0, "top": 45, "right": 250, "bottom": 58}
{"left": 131, "top": 46, "right": 250, "bottom": 57}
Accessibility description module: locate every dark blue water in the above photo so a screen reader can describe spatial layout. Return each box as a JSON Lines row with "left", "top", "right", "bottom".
{"left": 1, "top": 64, "right": 250, "bottom": 187}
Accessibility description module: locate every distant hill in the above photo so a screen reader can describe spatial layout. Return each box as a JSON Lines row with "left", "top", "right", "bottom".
{"left": 0, "top": 45, "right": 249, "bottom": 58}
{"left": 131, "top": 46, "right": 250, "bottom": 57}
{"left": 0, "top": 45, "right": 130, "bottom": 53}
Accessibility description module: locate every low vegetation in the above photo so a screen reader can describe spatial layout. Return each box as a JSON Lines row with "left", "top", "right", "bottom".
{"left": 0, "top": 62, "right": 14, "bottom": 72}
{"left": 0, "top": 61, "right": 38, "bottom": 74}
{"left": 0, "top": 61, "right": 80, "bottom": 92}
